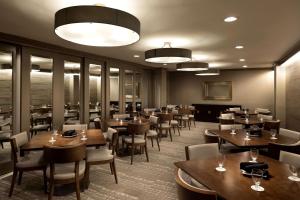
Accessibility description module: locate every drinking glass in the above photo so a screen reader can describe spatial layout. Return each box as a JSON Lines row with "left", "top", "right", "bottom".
{"left": 270, "top": 129, "right": 277, "bottom": 139}
{"left": 52, "top": 129, "right": 58, "bottom": 136}
{"left": 81, "top": 129, "right": 87, "bottom": 141}
{"left": 250, "top": 148, "right": 259, "bottom": 162}
{"left": 251, "top": 169, "right": 264, "bottom": 191}
{"left": 216, "top": 154, "right": 226, "bottom": 172}
{"left": 288, "top": 164, "right": 300, "bottom": 182}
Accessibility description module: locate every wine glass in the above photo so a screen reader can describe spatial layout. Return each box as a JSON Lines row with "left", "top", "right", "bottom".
{"left": 245, "top": 131, "right": 251, "bottom": 141}
{"left": 251, "top": 169, "right": 264, "bottom": 191}
{"left": 216, "top": 154, "right": 226, "bottom": 172}
{"left": 81, "top": 129, "right": 87, "bottom": 141}
{"left": 288, "top": 164, "right": 300, "bottom": 182}
{"left": 250, "top": 148, "right": 259, "bottom": 162}
{"left": 230, "top": 125, "right": 236, "bottom": 135}
{"left": 270, "top": 129, "right": 277, "bottom": 139}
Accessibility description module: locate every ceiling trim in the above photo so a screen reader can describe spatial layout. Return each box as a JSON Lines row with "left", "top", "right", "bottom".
{"left": 276, "top": 40, "right": 300, "bottom": 66}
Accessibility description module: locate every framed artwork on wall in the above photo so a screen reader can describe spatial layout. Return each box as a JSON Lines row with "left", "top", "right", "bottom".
{"left": 203, "top": 81, "right": 232, "bottom": 100}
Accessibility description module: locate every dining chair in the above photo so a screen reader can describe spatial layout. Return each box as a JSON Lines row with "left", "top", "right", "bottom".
{"left": 9, "top": 131, "right": 47, "bottom": 197}
{"left": 157, "top": 113, "right": 173, "bottom": 141}
{"left": 170, "top": 111, "right": 181, "bottom": 135}
{"left": 0, "top": 130, "right": 11, "bottom": 148}
{"left": 62, "top": 124, "right": 88, "bottom": 132}
{"left": 44, "top": 143, "right": 86, "bottom": 200}
{"left": 263, "top": 120, "right": 280, "bottom": 133}
{"left": 175, "top": 168, "right": 217, "bottom": 200}
{"left": 203, "top": 130, "right": 219, "bottom": 144}
{"left": 188, "top": 106, "right": 196, "bottom": 127}
{"left": 147, "top": 115, "right": 160, "bottom": 151}
{"left": 86, "top": 128, "right": 118, "bottom": 184}
{"left": 219, "top": 113, "right": 235, "bottom": 125}
{"left": 122, "top": 122, "right": 150, "bottom": 164}
{"left": 255, "top": 108, "right": 271, "bottom": 115}
{"left": 30, "top": 114, "right": 52, "bottom": 137}
{"left": 178, "top": 108, "right": 191, "bottom": 130}
{"left": 94, "top": 118, "right": 101, "bottom": 129}
{"left": 185, "top": 143, "right": 219, "bottom": 160}
{"left": 279, "top": 151, "right": 300, "bottom": 168}
{"left": 268, "top": 141, "right": 300, "bottom": 160}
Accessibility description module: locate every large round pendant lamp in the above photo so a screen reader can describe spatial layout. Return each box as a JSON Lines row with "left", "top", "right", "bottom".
{"left": 195, "top": 69, "right": 220, "bottom": 76}
{"left": 145, "top": 42, "right": 192, "bottom": 63}
{"left": 54, "top": 5, "right": 140, "bottom": 47}
{"left": 176, "top": 62, "right": 208, "bottom": 71}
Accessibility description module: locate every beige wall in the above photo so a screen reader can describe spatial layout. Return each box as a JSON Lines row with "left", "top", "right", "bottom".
{"left": 275, "top": 65, "right": 286, "bottom": 127}
{"left": 168, "top": 69, "right": 274, "bottom": 111}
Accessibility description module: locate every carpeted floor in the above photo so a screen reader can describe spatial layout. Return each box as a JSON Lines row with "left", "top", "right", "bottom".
{"left": 0, "top": 122, "right": 218, "bottom": 200}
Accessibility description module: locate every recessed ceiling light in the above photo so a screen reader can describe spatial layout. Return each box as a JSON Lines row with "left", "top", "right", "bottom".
{"left": 133, "top": 55, "right": 140, "bottom": 58}
{"left": 224, "top": 16, "right": 237, "bottom": 22}
{"left": 240, "top": 59, "right": 246, "bottom": 62}
{"left": 242, "top": 65, "right": 248, "bottom": 68}
{"left": 235, "top": 45, "right": 244, "bottom": 49}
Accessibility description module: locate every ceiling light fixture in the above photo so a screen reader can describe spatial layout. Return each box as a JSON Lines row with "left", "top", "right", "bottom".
{"left": 242, "top": 65, "right": 248, "bottom": 68}
{"left": 133, "top": 55, "right": 140, "bottom": 58}
{"left": 54, "top": 5, "right": 140, "bottom": 47}
{"left": 235, "top": 45, "right": 244, "bottom": 49}
{"left": 195, "top": 69, "right": 220, "bottom": 76}
{"left": 240, "top": 58, "right": 246, "bottom": 62}
{"left": 145, "top": 42, "right": 192, "bottom": 63}
{"left": 176, "top": 62, "right": 209, "bottom": 71}
{"left": 224, "top": 16, "right": 237, "bottom": 22}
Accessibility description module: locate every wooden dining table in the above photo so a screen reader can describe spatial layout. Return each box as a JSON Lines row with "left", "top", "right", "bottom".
{"left": 234, "top": 117, "right": 263, "bottom": 127}
{"left": 209, "top": 129, "right": 299, "bottom": 148}
{"left": 20, "top": 129, "right": 106, "bottom": 156}
{"left": 175, "top": 152, "right": 300, "bottom": 200}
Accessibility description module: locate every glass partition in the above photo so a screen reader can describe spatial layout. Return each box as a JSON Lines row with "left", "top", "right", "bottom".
{"left": 135, "top": 72, "right": 142, "bottom": 111}
{"left": 125, "top": 69, "right": 134, "bottom": 113}
{"left": 0, "top": 51, "right": 13, "bottom": 133}
{"left": 64, "top": 61, "right": 80, "bottom": 123}
{"left": 89, "top": 64, "right": 102, "bottom": 121}
{"left": 110, "top": 67, "right": 119, "bottom": 116}
{"left": 30, "top": 56, "right": 53, "bottom": 134}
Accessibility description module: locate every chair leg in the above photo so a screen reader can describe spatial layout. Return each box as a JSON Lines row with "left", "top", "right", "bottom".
{"left": 173, "top": 127, "right": 176, "bottom": 134}
{"left": 156, "top": 137, "right": 160, "bottom": 151}
{"left": 0, "top": 142, "right": 3, "bottom": 149}
{"left": 9, "top": 169, "right": 18, "bottom": 197}
{"left": 109, "top": 163, "right": 114, "bottom": 175}
{"left": 188, "top": 120, "right": 191, "bottom": 130}
{"left": 75, "top": 175, "right": 81, "bottom": 200}
{"left": 112, "top": 160, "right": 118, "bottom": 184}
{"left": 18, "top": 171, "right": 23, "bottom": 185}
{"left": 177, "top": 126, "right": 181, "bottom": 136}
{"left": 193, "top": 119, "right": 196, "bottom": 127}
{"left": 48, "top": 179, "right": 54, "bottom": 200}
{"left": 169, "top": 129, "right": 173, "bottom": 141}
{"left": 43, "top": 168, "right": 47, "bottom": 194}
{"left": 150, "top": 137, "right": 153, "bottom": 147}
{"left": 131, "top": 145, "right": 134, "bottom": 165}
{"left": 144, "top": 145, "right": 149, "bottom": 162}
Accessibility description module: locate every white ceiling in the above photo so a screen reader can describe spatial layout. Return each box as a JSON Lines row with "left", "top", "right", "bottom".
{"left": 0, "top": 0, "right": 299, "bottom": 70}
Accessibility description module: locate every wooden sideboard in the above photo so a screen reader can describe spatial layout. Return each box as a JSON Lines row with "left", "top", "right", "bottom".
{"left": 192, "top": 104, "right": 241, "bottom": 122}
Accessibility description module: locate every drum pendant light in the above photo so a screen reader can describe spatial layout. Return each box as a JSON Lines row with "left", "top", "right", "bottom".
{"left": 54, "top": 5, "right": 140, "bottom": 47}
{"left": 176, "top": 62, "right": 209, "bottom": 71}
{"left": 145, "top": 42, "right": 192, "bottom": 63}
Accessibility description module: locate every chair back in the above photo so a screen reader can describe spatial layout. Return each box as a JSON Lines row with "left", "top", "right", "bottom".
{"left": 279, "top": 128, "right": 300, "bottom": 140}
{"left": 178, "top": 108, "right": 191, "bottom": 115}
{"left": 175, "top": 168, "right": 217, "bottom": 200}
{"left": 113, "top": 114, "right": 130, "bottom": 119}
{"left": 63, "top": 124, "right": 87, "bottom": 132}
{"left": 204, "top": 131, "right": 219, "bottom": 144}
{"left": 263, "top": 120, "right": 280, "bottom": 132}
{"left": 268, "top": 141, "right": 300, "bottom": 160}
{"left": 229, "top": 107, "right": 240, "bottom": 112}
{"left": 157, "top": 113, "right": 173, "bottom": 124}
{"left": 149, "top": 115, "right": 158, "bottom": 124}
{"left": 10, "top": 131, "right": 29, "bottom": 163}
{"left": 255, "top": 108, "right": 271, "bottom": 114}
{"left": 279, "top": 151, "right": 300, "bottom": 168}
{"left": 94, "top": 118, "right": 101, "bottom": 129}
{"left": 185, "top": 143, "right": 219, "bottom": 160}
{"left": 220, "top": 113, "right": 234, "bottom": 119}
{"left": 44, "top": 143, "right": 86, "bottom": 164}
{"left": 219, "top": 124, "right": 243, "bottom": 131}
{"left": 258, "top": 114, "right": 273, "bottom": 121}
{"left": 128, "top": 122, "right": 150, "bottom": 136}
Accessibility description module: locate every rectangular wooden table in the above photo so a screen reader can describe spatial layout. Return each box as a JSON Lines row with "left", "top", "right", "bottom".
{"left": 175, "top": 152, "right": 300, "bottom": 200}
{"left": 21, "top": 129, "right": 106, "bottom": 156}
{"left": 209, "top": 129, "right": 298, "bottom": 148}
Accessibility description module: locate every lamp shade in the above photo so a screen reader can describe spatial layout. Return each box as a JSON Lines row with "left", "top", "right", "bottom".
{"left": 54, "top": 6, "right": 140, "bottom": 47}
{"left": 177, "top": 62, "right": 209, "bottom": 71}
{"left": 145, "top": 48, "right": 192, "bottom": 63}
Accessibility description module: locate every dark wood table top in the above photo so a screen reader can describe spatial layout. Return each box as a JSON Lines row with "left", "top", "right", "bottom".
{"left": 175, "top": 152, "right": 300, "bottom": 200}
{"left": 209, "top": 129, "right": 298, "bottom": 148}
{"left": 234, "top": 117, "right": 263, "bottom": 125}
{"left": 21, "top": 129, "right": 106, "bottom": 152}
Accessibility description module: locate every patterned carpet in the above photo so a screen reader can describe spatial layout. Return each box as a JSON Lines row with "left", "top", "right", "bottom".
{"left": 0, "top": 122, "right": 218, "bottom": 200}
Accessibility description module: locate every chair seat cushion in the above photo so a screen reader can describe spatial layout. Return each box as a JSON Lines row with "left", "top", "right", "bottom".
{"left": 46, "top": 160, "right": 86, "bottom": 180}
{"left": 17, "top": 152, "right": 45, "bottom": 169}
{"left": 123, "top": 136, "right": 146, "bottom": 144}
{"left": 32, "top": 124, "right": 50, "bottom": 130}
{"left": 189, "top": 115, "right": 194, "bottom": 118}
{"left": 160, "top": 123, "right": 170, "bottom": 128}
{"left": 0, "top": 131, "right": 11, "bottom": 139}
{"left": 182, "top": 116, "right": 189, "bottom": 120}
{"left": 170, "top": 120, "right": 178, "bottom": 125}
{"left": 87, "top": 148, "right": 113, "bottom": 162}
{"left": 147, "top": 130, "right": 158, "bottom": 137}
